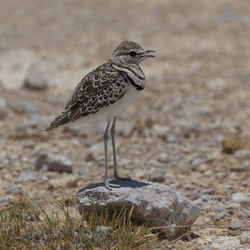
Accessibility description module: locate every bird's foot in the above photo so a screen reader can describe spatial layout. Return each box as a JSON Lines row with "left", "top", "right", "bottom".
{"left": 105, "top": 180, "right": 120, "bottom": 190}
{"left": 114, "top": 175, "right": 131, "bottom": 181}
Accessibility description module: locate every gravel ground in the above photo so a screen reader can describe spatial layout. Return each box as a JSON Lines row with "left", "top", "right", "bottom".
{"left": 0, "top": 0, "right": 250, "bottom": 249}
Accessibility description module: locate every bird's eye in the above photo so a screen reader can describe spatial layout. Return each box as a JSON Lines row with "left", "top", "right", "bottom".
{"left": 129, "top": 51, "right": 137, "bottom": 57}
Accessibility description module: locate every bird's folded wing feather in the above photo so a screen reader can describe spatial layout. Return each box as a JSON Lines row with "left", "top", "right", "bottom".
{"left": 44, "top": 63, "right": 128, "bottom": 131}
{"left": 63, "top": 64, "right": 128, "bottom": 122}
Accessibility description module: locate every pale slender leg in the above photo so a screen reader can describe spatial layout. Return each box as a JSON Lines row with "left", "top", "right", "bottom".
{"left": 104, "top": 118, "right": 119, "bottom": 190}
{"left": 111, "top": 116, "right": 131, "bottom": 181}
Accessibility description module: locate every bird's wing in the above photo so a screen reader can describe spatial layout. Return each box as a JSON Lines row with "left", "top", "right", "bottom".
{"left": 65, "top": 63, "right": 128, "bottom": 121}
{"left": 44, "top": 63, "right": 128, "bottom": 131}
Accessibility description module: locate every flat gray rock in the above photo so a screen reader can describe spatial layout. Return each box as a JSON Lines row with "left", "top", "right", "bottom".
{"left": 78, "top": 180, "right": 200, "bottom": 238}
{"left": 23, "top": 65, "right": 48, "bottom": 90}
{"left": 35, "top": 153, "right": 73, "bottom": 173}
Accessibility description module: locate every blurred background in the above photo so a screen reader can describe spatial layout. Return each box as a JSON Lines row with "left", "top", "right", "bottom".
{"left": 0, "top": 0, "right": 250, "bottom": 248}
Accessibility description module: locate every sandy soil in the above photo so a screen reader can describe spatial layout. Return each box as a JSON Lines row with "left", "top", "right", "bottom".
{"left": 0, "top": 0, "right": 250, "bottom": 249}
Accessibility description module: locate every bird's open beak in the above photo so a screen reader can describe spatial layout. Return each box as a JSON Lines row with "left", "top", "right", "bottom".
{"left": 140, "top": 50, "right": 156, "bottom": 60}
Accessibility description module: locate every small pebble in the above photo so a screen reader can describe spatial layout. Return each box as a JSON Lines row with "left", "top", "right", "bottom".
{"left": 235, "top": 150, "right": 250, "bottom": 161}
{"left": 232, "top": 193, "right": 250, "bottom": 204}
{"left": 35, "top": 153, "right": 73, "bottom": 173}
{"left": 18, "top": 171, "right": 36, "bottom": 183}
{"left": 240, "top": 231, "right": 250, "bottom": 244}
{"left": 148, "top": 172, "right": 165, "bottom": 183}
{"left": 229, "top": 220, "right": 246, "bottom": 230}
{"left": 0, "top": 195, "right": 13, "bottom": 204}
{"left": 0, "top": 98, "right": 7, "bottom": 109}
{"left": 23, "top": 65, "right": 48, "bottom": 90}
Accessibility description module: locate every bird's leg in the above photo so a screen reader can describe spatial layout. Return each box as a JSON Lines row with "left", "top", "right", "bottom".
{"left": 104, "top": 118, "right": 119, "bottom": 190}
{"left": 111, "top": 117, "right": 131, "bottom": 181}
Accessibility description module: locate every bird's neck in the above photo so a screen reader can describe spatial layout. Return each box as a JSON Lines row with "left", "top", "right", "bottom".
{"left": 110, "top": 61, "right": 146, "bottom": 91}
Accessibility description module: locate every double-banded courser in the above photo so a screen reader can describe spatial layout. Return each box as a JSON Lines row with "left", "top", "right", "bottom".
{"left": 44, "top": 41, "right": 155, "bottom": 190}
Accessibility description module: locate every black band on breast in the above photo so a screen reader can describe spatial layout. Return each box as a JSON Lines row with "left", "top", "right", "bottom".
{"left": 111, "top": 63, "right": 144, "bottom": 91}
{"left": 124, "top": 73, "right": 144, "bottom": 91}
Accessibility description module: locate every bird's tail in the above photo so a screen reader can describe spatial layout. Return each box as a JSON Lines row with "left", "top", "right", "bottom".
{"left": 43, "top": 112, "right": 70, "bottom": 132}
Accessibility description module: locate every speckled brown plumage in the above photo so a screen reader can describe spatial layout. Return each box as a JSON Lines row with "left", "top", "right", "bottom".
{"left": 44, "top": 60, "right": 128, "bottom": 131}
{"left": 44, "top": 40, "right": 155, "bottom": 190}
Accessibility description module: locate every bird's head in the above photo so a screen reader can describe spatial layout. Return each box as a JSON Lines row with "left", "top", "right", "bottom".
{"left": 111, "top": 41, "right": 155, "bottom": 66}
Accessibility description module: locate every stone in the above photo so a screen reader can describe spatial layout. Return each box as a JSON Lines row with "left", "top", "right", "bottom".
{"left": 232, "top": 192, "right": 250, "bottom": 205}
{"left": 18, "top": 171, "right": 36, "bottom": 183}
{"left": 0, "top": 110, "right": 6, "bottom": 120}
{"left": 0, "top": 97, "right": 7, "bottom": 109}
{"left": 202, "top": 188, "right": 214, "bottom": 195}
{"left": 240, "top": 231, "right": 250, "bottom": 244}
{"left": 214, "top": 210, "right": 227, "bottom": 221}
{"left": 0, "top": 195, "right": 13, "bottom": 205}
{"left": 222, "top": 135, "right": 244, "bottom": 154}
{"left": 28, "top": 114, "right": 42, "bottom": 129}
{"left": 214, "top": 206, "right": 226, "bottom": 212}
{"left": 201, "top": 204, "right": 210, "bottom": 210}
{"left": 191, "top": 158, "right": 205, "bottom": 168}
{"left": 10, "top": 100, "right": 40, "bottom": 113}
{"left": 48, "top": 176, "right": 78, "bottom": 189}
{"left": 206, "top": 78, "right": 227, "bottom": 89}
{"left": 148, "top": 172, "right": 165, "bottom": 183}
{"left": 94, "top": 226, "right": 112, "bottom": 240}
{"left": 228, "top": 220, "right": 246, "bottom": 230}
{"left": 115, "top": 121, "right": 135, "bottom": 137}
{"left": 195, "top": 236, "right": 241, "bottom": 249}
{"left": 176, "top": 120, "right": 200, "bottom": 136}
{"left": 5, "top": 184, "right": 23, "bottom": 195}
{"left": 229, "top": 165, "right": 248, "bottom": 172}
{"left": 0, "top": 97, "right": 7, "bottom": 120}
{"left": 71, "top": 139, "right": 80, "bottom": 146}
{"left": 23, "top": 65, "right": 48, "bottom": 90}
{"left": 203, "top": 170, "right": 213, "bottom": 177}
{"left": 35, "top": 153, "right": 73, "bottom": 173}
{"left": 215, "top": 135, "right": 224, "bottom": 143}
{"left": 78, "top": 180, "right": 200, "bottom": 238}
{"left": 166, "top": 133, "right": 177, "bottom": 143}
{"left": 95, "top": 226, "right": 110, "bottom": 234}
{"left": 158, "top": 153, "right": 168, "bottom": 163}
{"left": 0, "top": 49, "right": 39, "bottom": 90}
{"left": 152, "top": 124, "right": 170, "bottom": 140}
{"left": 22, "top": 140, "right": 35, "bottom": 149}
{"left": 171, "top": 97, "right": 183, "bottom": 109}
{"left": 234, "top": 150, "right": 250, "bottom": 161}
{"left": 134, "top": 171, "right": 147, "bottom": 179}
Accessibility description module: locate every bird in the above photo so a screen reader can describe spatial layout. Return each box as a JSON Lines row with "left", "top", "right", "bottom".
{"left": 44, "top": 41, "right": 155, "bottom": 190}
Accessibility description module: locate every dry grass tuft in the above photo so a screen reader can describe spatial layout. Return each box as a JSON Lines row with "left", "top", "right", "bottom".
{"left": 0, "top": 196, "right": 158, "bottom": 249}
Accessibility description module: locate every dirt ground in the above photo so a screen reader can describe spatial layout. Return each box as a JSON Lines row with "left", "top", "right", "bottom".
{"left": 0, "top": 0, "right": 250, "bottom": 249}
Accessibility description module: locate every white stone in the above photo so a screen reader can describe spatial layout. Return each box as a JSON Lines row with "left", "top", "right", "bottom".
{"left": 235, "top": 150, "right": 250, "bottom": 161}
{"left": 232, "top": 192, "right": 250, "bottom": 204}
{"left": 78, "top": 180, "right": 200, "bottom": 238}
{"left": 195, "top": 236, "right": 241, "bottom": 250}
{"left": 23, "top": 65, "right": 48, "bottom": 90}
{"left": 0, "top": 49, "right": 39, "bottom": 89}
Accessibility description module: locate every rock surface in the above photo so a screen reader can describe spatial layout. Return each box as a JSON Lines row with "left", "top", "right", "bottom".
{"left": 0, "top": 97, "right": 7, "bottom": 120}
{"left": 10, "top": 100, "right": 40, "bottom": 113}
{"left": 0, "top": 98, "right": 7, "bottom": 109}
{"left": 78, "top": 180, "right": 200, "bottom": 238}
{"left": 48, "top": 176, "right": 78, "bottom": 189}
{"left": 23, "top": 65, "right": 48, "bottom": 90}
{"left": 35, "top": 153, "right": 73, "bottom": 173}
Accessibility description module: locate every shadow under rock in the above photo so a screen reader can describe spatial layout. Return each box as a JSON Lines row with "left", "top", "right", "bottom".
{"left": 78, "top": 179, "right": 150, "bottom": 194}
